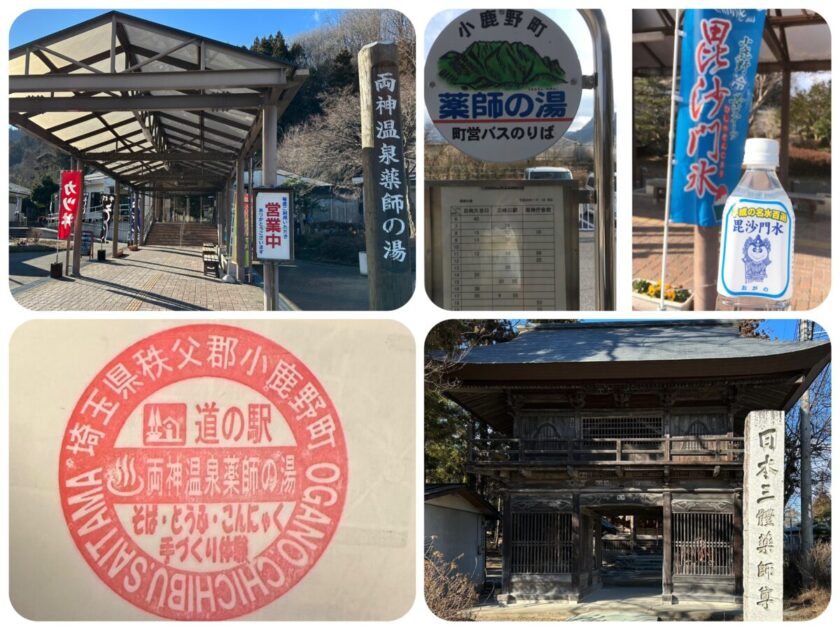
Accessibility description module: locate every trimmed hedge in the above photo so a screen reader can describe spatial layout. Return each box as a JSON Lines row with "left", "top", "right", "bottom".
{"left": 295, "top": 232, "right": 365, "bottom": 266}
{"left": 789, "top": 146, "right": 831, "bottom": 177}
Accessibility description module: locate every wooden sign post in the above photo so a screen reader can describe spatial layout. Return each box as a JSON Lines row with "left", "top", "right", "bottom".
{"left": 358, "top": 42, "right": 413, "bottom": 310}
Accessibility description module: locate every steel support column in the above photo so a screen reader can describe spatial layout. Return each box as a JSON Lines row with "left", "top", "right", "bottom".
{"left": 779, "top": 69, "right": 792, "bottom": 188}
{"left": 70, "top": 157, "right": 84, "bottom": 276}
{"left": 234, "top": 158, "right": 246, "bottom": 282}
{"left": 113, "top": 180, "right": 121, "bottom": 258}
{"left": 262, "top": 104, "right": 278, "bottom": 310}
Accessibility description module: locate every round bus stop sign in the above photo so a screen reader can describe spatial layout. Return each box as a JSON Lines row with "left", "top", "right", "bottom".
{"left": 425, "top": 9, "right": 582, "bottom": 163}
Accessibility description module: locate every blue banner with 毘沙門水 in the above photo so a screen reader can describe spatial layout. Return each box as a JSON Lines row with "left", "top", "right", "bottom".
{"left": 670, "top": 9, "right": 766, "bottom": 226}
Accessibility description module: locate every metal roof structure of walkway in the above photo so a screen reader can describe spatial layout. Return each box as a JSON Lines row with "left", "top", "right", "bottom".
{"left": 10, "top": 11, "right": 305, "bottom": 307}
{"left": 9, "top": 11, "right": 306, "bottom": 196}
{"left": 633, "top": 9, "right": 830, "bottom": 76}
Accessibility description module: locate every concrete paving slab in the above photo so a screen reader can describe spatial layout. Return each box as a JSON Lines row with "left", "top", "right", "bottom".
{"left": 473, "top": 586, "right": 742, "bottom": 622}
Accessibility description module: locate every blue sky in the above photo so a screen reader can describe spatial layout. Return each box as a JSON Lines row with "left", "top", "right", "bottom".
{"left": 759, "top": 319, "right": 799, "bottom": 340}
{"left": 10, "top": 9, "right": 339, "bottom": 49}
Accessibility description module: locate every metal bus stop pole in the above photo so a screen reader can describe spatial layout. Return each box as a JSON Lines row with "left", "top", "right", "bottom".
{"left": 580, "top": 10, "right": 615, "bottom": 311}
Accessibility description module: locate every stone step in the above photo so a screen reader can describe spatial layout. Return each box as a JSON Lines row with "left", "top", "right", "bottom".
{"left": 145, "top": 223, "right": 217, "bottom": 246}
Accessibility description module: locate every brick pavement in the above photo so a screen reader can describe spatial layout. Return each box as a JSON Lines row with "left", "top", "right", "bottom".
{"left": 633, "top": 193, "right": 831, "bottom": 310}
{"left": 11, "top": 245, "right": 265, "bottom": 311}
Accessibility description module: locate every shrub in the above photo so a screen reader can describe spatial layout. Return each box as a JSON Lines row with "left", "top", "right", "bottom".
{"left": 800, "top": 541, "right": 832, "bottom": 590}
{"left": 785, "top": 541, "right": 832, "bottom": 598}
{"left": 424, "top": 547, "right": 478, "bottom": 621}
{"left": 295, "top": 232, "right": 365, "bottom": 265}
{"left": 789, "top": 146, "right": 831, "bottom": 177}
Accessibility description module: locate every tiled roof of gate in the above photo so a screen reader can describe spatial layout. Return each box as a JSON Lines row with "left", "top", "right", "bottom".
{"left": 457, "top": 321, "right": 829, "bottom": 365}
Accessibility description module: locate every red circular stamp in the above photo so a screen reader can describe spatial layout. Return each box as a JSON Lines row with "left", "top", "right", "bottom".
{"left": 58, "top": 324, "right": 347, "bottom": 620}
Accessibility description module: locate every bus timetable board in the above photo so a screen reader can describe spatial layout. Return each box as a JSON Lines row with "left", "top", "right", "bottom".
{"left": 427, "top": 181, "right": 579, "bottom": 310}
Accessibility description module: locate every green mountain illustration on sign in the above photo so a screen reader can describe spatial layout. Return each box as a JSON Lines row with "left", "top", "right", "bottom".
{"left": 438, "top": 41, "right": 568, "bottom": 90}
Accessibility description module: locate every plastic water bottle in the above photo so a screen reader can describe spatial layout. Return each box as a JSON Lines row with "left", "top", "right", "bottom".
{"left": 716, "top": 138, "right": 794, "bottom": 310}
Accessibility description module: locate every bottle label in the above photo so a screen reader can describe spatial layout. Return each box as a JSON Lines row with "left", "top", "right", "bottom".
{"left": 717, "top": 197, "right": 793, "bottom": 300}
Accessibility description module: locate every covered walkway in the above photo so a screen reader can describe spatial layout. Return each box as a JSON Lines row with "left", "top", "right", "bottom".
{"left": 9, "top": 11, "right": 306, "bottom": 309}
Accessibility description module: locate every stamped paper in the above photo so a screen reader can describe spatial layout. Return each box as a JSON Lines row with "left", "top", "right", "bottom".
{"left": 57, "top": 324, "right": 347, "bottom": 620}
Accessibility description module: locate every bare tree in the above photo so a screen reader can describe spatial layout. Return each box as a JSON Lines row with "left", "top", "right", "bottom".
{"left": 278, "top": 75, "right": 414, "bottom": 185}
{"left": 295, "top": 10, "right": 415, "bottom": 75}
{"left": 784, "top": 362, "right": 832, "bottom": 506}
{"left": 748, "top": 72, "right": 783, "bottom": 127}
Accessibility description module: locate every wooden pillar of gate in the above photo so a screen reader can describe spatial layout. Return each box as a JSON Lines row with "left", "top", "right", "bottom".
{"left": 571, "top": 493, "right": 581, "bottom": 602}
{"left": 662, "top": 490, "right": 673, "bottom": 603}
{"left": 733, "top": 490, "right": 743, "bottom": 596}
{"left": 594, "top": 512, "right": 603, "bottom": 588}
{"left": 501, "top": 492, "right": 512, "bottom": 600}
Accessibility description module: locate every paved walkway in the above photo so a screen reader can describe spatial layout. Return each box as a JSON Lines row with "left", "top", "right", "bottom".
{"left": 473, "top": 586, "right": 741, "bottom": 622}
{"left": 633, "top": 192, "right": 831, "bottom": 310}
{"left": 11, "top": 245, "right": 264, "bottom": 311}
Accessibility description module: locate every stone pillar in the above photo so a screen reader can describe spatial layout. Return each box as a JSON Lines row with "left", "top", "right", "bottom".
{"left": 743, "top": 410, "right": 784, "bottom": 621}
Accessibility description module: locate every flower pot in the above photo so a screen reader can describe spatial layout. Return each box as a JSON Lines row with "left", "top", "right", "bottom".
{"left": 633, "top": 291, "right": 694, "bottom": 311}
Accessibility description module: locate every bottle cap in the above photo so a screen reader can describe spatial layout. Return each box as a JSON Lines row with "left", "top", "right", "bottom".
{"left": 743, "top": 138, "right": 779, "bottom": 169}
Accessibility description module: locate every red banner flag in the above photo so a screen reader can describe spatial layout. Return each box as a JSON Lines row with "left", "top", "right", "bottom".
{"left": 58, "top": 170, "right": 82, "bottom": 240}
